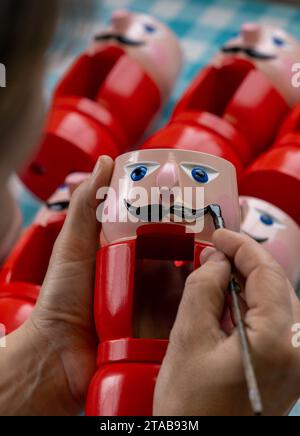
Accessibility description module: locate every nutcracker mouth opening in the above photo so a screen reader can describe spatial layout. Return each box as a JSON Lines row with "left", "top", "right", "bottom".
{"left": 184, "top": 58, "right": 255, "bottom": 117}
{"left": 133, "top": 225, "right": 195, "bottom": 340}
{"left": 60, "top": 45, "right": 126, "bottom": 101}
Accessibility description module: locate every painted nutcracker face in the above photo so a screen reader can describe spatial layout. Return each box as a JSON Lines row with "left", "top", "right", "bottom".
{"left": 240, "top": 197, "right": 300, "bottom": 286}
{"left": 100, "top": 149, "right": 240, "bottom": 246}
{"left": 34, "top": 183, "right": 70, "bottom": 226}
{"left": 216, "top": 23, "right": 300, "bottom": 107}
{"left": 91, "top": 10, "right": 182, "bottom": 98}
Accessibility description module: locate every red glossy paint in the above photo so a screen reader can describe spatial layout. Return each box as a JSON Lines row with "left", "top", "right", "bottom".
{"left": 19, "top": 46, "right": 161, "bottom": 200}
{"left": 85, "top": 234, "right": 209, "bottom": 416}
{"left": 0, "top": 215, "right": 65, "bottom": 333}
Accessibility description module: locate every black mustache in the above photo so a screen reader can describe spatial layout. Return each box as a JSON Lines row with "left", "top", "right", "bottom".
{"left": 46, "top": 201, "right": 70, "bottom": 212}
{"left": 221, "top": 45, "right": 277, "bottom": 60}
{"left": 125, "top": 201, "right": 207, "bottom": 222}
{"left": 94, "top": 33, "right": 145, "bottom": 47}
{"left": 125, "top": 201, "right": 226, "bottom": 230}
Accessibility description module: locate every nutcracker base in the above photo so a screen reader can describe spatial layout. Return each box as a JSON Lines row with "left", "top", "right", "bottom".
{"left": 85, "top": 363, "right": 160, "bottom": 416}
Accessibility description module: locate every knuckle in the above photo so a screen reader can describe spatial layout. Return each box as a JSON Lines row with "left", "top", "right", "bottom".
{"left": 185, "top": 269, "right": 202, "bottom": 288}
{"left": 253, "top": 263, "right": 286, "bottom": 284}
{"left": 184, "top": 268, "right": 224, "bottom": 304}
{"left": 183, "top": 274, "right": 224, "bottom": 317}
{"left": 169, "top": 321, "right": 191, "bottom": 349}
{"left": 170, "top": 319, "right": 201, "bottom": 352}
{"left": 70, "top": 183, "right": 85, "bottom": 203}
{"left": 185, "top": 264, "right": 220, "bottom": 289}
{"left": 185, "top": 272, "right": 209, "bottom": 296}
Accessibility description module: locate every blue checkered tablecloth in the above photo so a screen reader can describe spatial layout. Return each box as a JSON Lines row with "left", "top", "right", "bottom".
{"left": 13, "top": 0, "right": 300, "bottom": 416}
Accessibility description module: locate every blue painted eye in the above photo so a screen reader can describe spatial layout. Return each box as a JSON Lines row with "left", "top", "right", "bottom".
{"left": 260, "top": 214, "right": 274, "bottom": 226}
{"left": 191, "top": 167, "right": 209, "bottom": 184}
{"left": 131, "top": 166, "right": 148, "bottom": 182}
{"left": 272, "top": 36, "right": 285, "bottom": 47}
{"left": 144, "top": 23, "right": 156, "bottom": 33}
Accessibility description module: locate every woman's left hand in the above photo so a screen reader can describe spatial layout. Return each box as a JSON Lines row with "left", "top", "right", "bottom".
{"left": 8, "top": 156, "right": 114, "bottom": 415}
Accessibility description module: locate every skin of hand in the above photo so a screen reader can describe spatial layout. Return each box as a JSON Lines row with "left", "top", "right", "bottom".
{"left": 153, "top": 230, "right": 300, "bottom": 416}
{"left": 0, "top": 155, "right": 114, "bottom": 416}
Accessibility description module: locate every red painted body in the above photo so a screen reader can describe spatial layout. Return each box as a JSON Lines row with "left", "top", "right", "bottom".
{"left": 241, "top": 100, "right": 300, "bottom": 225}
{"left": 0, "top": 214, "right": 65, "bottom": 334}
{"left": 241, "top": 146, "right": 300, "bottom": 226}
{"left": 170, "top": 59, "right": 288, "bottom": 167}
{"left": 141, "top": 114, "right": 244, "bottom": 176}
{"left": 274, "top": 102, "right": 300, "bottom": 149}
{"left": 19, "top": 46, "right": 161, "bottom": 200}
{"left": 86, "top": 225, "right": 210, "bottom": 416}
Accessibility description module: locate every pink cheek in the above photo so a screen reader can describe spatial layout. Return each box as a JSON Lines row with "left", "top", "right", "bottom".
{"left": 264, "top": 239, "right": 291, "bottom": 273}
{"left": 278, "top": 58, "right": 294, "bottom": 78}
{"left": 216, "top": 194, "right": 240, "bottom": 231}
{"left": 145, "top": 41, "right": 168, "bottom": 66}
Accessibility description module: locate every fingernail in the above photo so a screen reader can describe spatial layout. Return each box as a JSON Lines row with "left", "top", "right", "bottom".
{"left": 200, "top": 247, "right": 217, "bottom": 264}
{"left": 92, "top": 155, "right": 112, "bottom": 179}
{"left": 200, "top": 247, "right": 226, "bottom": 265}
{"left": 91, "top": 157, "right": 102, "bottom": 178}
{"left": 66, "top": 173, "right": 90, "bottom": 195}
{"left": 66, "top": 172, "right": 90, "bottom": 184}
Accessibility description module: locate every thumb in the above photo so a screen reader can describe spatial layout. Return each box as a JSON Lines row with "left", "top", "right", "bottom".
{"left": 65, "top": 172, "right": 90, "bottom": 196}
{"left": 36, "top": 155, "right": 114, "bottom": 328}
{"left": 49, "top": 155, "right": 114, "bottom": 266}
{"left": 171, "top": 248, "right": 231, "bottom": 350}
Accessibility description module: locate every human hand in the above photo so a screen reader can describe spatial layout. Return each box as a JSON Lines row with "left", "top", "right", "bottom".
{"left": 153, "top": 230, "right": 300, "bottom": 416}
{"left": 24, "top": 155, "right": 114, "bottom": 414}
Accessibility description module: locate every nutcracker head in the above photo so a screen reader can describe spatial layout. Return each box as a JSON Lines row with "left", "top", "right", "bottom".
{"left": 216, "top": 23, "right": 300, "bottom": 107}
{"left": 34, "top": 172, "right": 91, "bottom": 226}
{"left": 91, "top": 10, "right": 183, "bottom": 99}
{"left": 240, "top": 196, "right": 300, "bottom": 286}
{"left": 100, "top": 149, "right": 240, "bottom": 246}
{"left": 34, "top": 180, "right": 71, "bottom": 226}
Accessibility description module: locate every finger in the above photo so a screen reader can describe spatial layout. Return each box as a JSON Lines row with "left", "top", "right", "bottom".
{"left": 287, "top": 280, "right": 300, "bottom": 320}
{"left": 65, "top": 172, "right": 90, "bottom": 195}
{"left": 213, "top": 230, "right": 284, "bottom": 277}
{"left": 213, "top": 229, "right": 291, "bottom": 312}
{"left": 171, "top": 249, "right": 231, "bottom": 349}
{"left": 51, "top": 155, "right": 114, "bottom": 263}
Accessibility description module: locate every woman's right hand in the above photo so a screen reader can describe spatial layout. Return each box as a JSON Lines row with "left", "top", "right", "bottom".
{"left": 154, "top": 230, "right": 300, "bottom": 416}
